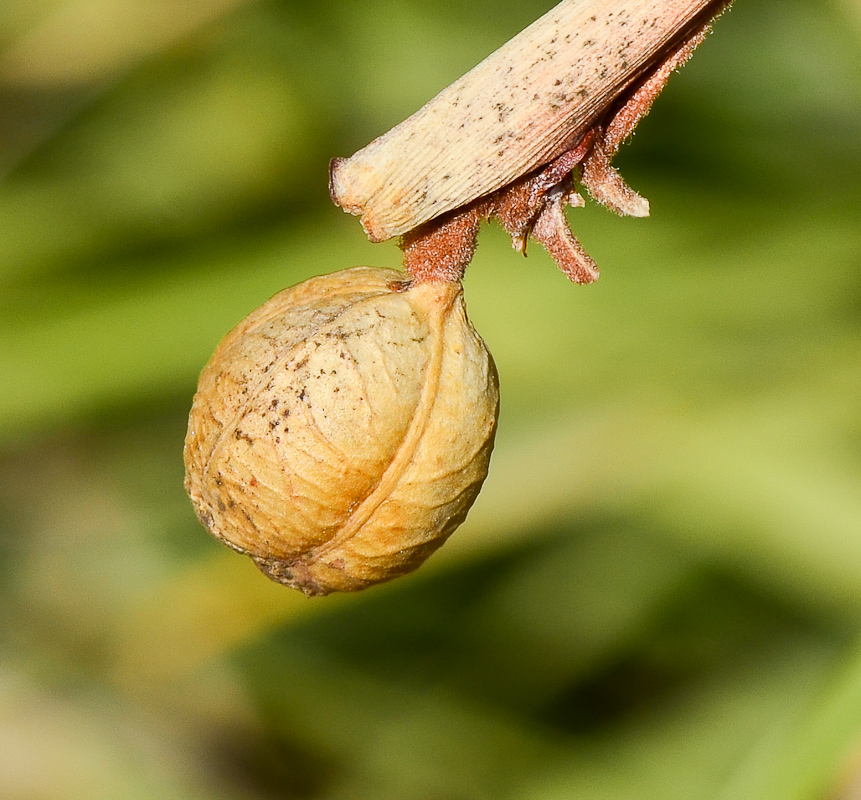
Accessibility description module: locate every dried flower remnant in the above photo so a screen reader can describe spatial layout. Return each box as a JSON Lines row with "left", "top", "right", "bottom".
{"left": 331, "top": 0, "right": 733, "bottom": 284}
{"left": 184, "top": 268, "right": 499, "bottom": 596}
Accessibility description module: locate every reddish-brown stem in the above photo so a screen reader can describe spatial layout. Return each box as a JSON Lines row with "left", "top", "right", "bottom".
{"left": 401, "top": 205, "right": 482, "bottom": 284}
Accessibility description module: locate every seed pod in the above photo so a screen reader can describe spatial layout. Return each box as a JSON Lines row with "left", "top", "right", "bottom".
{"left": 183, "top": 267, "right": 499, "bottom": 596}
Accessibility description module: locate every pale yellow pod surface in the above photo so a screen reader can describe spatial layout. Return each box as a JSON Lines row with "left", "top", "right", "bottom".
{"left": 183, "top": 267, "right": 499, "bottom": 595}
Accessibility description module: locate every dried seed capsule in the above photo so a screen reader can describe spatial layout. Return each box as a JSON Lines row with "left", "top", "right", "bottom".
{"left": 183, "top": 267, "right": 499, "bottom": 596}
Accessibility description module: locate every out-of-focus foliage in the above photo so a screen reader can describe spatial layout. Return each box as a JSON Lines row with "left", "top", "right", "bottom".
{"left": 1, "top": 0, "right": 860, "bottom": 798}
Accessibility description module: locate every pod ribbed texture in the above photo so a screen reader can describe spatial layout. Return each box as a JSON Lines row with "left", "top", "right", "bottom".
{"left": 184, "top": 267, "right": 498, "bottom": 595}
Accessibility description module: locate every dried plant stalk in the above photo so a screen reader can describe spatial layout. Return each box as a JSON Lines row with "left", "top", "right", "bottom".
{"left": 330, "top": 0, "right": 733, "bottom": 283}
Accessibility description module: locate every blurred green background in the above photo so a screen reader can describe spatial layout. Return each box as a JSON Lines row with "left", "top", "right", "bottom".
{"left": 1, "top": 0, "right": 860, "bottom": 798}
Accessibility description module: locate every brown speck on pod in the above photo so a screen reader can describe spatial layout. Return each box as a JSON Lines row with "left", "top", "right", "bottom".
{"left": 183, "top": 268, "right": 499, "bottom": 596}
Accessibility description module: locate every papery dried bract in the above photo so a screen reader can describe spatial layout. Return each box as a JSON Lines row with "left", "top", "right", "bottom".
{"left": 183, "top": 267, "right": 499, "bottom": 596}
{"left": 329, "top": 0, "right": 723, "bottom": 242}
